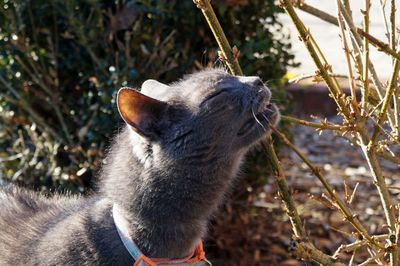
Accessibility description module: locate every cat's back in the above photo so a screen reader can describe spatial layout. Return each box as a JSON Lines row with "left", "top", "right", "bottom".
{"left": 0, "top": 187, "right": 127, "bottom": 265}
{"left": 0, "top": 187, "right": 82, "bottom": 263}
{"left": 0, "top": 186, "right": 80, "bottom": 223}
{"left": 0, "top": 187, "right": 56, "bottom": 233}
{"left": 1, "top": 186, "right": 53, "bottom": 212}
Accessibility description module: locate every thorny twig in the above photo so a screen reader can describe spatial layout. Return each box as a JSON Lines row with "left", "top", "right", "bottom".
{"left": 356, "top": 28, "right": 400, "bottom": 62}
{"left": 281, "top": 115, "right": 344, "bottom": 131}
{"left": 268, "top": 124, "right": 385, "bottom": 251}
{"left": 336, "top": 0, "right": 360, "bottom": 117}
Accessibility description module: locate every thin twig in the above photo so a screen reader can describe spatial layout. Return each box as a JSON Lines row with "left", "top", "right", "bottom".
{"left": 348, "top": 182, "right": 359, "bottom": 206}
{"left": 338, "top": 2, "right": 386, "bottom": 99}
{"left": 390, "top": 0, "right": 396, "bottom": 51}
{"left": 193, "top": 0, "right": 242, "bottom": 76}
{"left": 379, "top": 0, "right": 391, "bottom": 44}
{"left": 289, "top": 73, "right": 350, "bottom": 84}
{"left": 337, "top": 1, "right": 360, "bottom": 117}
{"left": 295, "top": 241, "right": 344, "bottom": 266}
{"left": 334, "top": 234, "right": 387, "bottom": 254}
{"left": 390, "top": 0, "right": 400, "bottom": 138}
{"left": 293, "top": 1, "right": 338, "bottom": 26}
{"left": 356, "top": 28, "right": 400, "bottom": 62}
{"left": 358, "top": 250, "right": 385, "bottom": 266}
{"left": 394, "top": 89, "right": 400, "bottom": 138}
{"left": 377, "top": 151, "right": 400, "bottom": 165}
{"left": 369, "top": 59, "right": 400, "bottom": 145}
{"left": 269, "top": 124, "right": 385, "bottom": 251}
{"left": 359, "top": 131, "right": 398, "bottom": 265}
{"left": 263, "top": 140, "right": 307, "bottom": 240}
{"left": 362, "top": 0, "right": 370, "bottom": 115}
{"left": 281, "top": 115, "right": 344, "bottom": 130}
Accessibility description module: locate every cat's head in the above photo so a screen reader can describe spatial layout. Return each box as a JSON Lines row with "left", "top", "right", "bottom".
{"left": 117, "top": 68, "right": 279, "bottom": 161}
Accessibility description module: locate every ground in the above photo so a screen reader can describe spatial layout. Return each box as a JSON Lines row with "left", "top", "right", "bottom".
{"left": 207, "top": 115, "right": 400, "bottom": 265}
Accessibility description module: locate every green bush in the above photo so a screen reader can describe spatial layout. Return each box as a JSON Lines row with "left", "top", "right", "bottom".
{"left": 0, "top": 0, "right": 295, "bottom": 191}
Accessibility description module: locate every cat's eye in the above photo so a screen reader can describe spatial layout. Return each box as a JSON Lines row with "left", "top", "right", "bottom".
{"left": 200, "top": 89, "right": 228, "bottom": 107}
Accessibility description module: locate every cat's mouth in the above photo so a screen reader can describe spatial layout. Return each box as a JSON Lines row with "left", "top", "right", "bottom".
{"left": 237, "top": 103, "right": 279, "bottom": 136}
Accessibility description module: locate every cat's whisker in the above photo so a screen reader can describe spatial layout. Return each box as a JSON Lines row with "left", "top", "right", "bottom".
{"left": 251, "top": 108, "right": 264, "bottom": 138}
{"left": 261, "top": 113, "right": 272, "bottom": 129}
{"left": 255, "top": 119, "right": 264, "bottom": 138}
{"left": 261, "top": 113, "right": 271, "bottom": 123}
{"left": 252, "top": 108, "right": 267, "bottom": 132}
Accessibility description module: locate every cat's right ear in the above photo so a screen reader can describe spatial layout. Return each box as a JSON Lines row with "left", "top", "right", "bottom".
{"left": 117, "top": 88, "right": 167, "bottom": 137}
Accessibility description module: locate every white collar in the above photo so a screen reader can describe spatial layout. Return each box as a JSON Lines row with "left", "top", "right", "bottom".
{"left": 112, "top": 204, "right": 210, "bottom": 265}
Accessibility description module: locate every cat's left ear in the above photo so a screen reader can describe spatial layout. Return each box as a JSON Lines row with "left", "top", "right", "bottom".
{"left": 117, "top": 87, "right": 167, "bottom": 137}
{"left": 141, "top": 79, "right": 170, "bottom": 92}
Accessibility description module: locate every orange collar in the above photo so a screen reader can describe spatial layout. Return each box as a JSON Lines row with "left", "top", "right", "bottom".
{"left": 112, "top": 204, "right": 210, "bottom": 265}
{"left": 134, "top": 242, "right": 207, "bottom": 266}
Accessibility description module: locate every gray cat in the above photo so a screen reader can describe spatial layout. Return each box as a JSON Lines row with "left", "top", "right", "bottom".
{"left": 0, "top": 68, "right": 279, "bottom": 265}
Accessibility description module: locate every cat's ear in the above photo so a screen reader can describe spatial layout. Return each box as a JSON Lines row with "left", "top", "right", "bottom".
{"left": 141, "top": 79, "right": 170, "bottom": 92}
{"left": 117, "top": 87, "right": 167, "bottom": 137}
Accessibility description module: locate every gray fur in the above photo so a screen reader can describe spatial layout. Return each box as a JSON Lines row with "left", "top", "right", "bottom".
{"left": 0, "top": 68, "right": 279, "bottom": 265}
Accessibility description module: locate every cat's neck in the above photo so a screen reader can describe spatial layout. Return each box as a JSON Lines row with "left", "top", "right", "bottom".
{"left": 100, "top": 126, "right": 242, "bottom": 258}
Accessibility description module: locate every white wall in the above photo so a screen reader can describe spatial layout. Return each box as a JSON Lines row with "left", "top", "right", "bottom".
{"left": 278, "top": 1, "right": 399, "bottom": 79}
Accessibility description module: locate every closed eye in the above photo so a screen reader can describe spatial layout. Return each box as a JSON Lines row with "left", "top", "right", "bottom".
{"left": 200, "top": 89, "right": 228, "bottom": 107}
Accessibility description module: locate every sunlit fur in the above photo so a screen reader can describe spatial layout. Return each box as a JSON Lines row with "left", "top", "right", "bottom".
{"left": 0, "top": 68, "right": 279, "bottom": 264}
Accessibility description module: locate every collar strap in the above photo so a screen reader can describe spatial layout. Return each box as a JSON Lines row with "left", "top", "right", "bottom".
{"left": 112, "top": 204, "right": 210, "bottom": 266}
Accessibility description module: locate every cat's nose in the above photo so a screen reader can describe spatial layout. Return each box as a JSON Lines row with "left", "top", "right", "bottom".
{"left": 237, "top": 76, "right": 264, "bottom": 87}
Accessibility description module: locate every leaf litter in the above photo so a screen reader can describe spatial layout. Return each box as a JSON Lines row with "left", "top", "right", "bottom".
{"left": 206, "top": 116, "right": 399, "bottom": 265}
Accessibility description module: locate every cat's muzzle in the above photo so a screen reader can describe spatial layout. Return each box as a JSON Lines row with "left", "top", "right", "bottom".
{"left": 237, "top": 102, "right": 280, "bottom": 136}
{"left": 264, "top": 103, "right": 280, "bottom": 126}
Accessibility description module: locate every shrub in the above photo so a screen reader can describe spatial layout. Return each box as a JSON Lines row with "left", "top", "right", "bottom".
{"left": 0, "top": 0, "right": 295, "bottom": 191}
